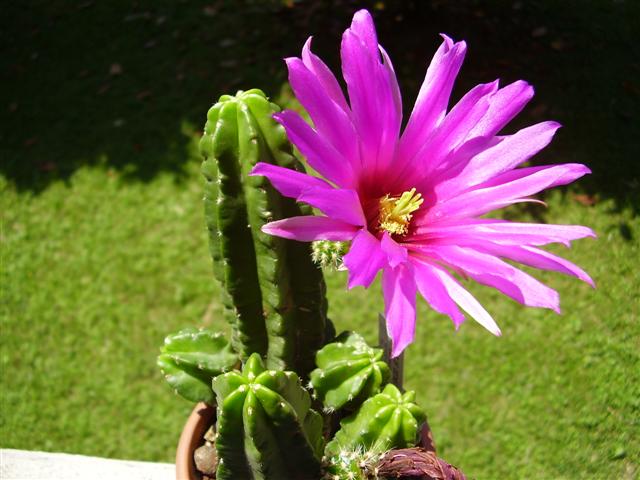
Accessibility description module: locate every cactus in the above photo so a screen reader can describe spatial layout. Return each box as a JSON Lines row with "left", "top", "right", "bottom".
{"left": 310, "top": 332, "right": 390, "bottom": 412}
{"left": 157, "top": 328, "right": 238, "bottom": 403}
{"left": 212, "top": 353, "right": 324, "bottom": 480}
{"left": 199, "top": 89, "right": 328, "bottom": 376}
{"left": 325, "top": 384, "right": 427, "bottom": 457}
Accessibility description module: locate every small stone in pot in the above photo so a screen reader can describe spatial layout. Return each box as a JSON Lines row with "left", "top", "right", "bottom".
{"left": 194, "top": 443, "right": 218, "bottom": 477}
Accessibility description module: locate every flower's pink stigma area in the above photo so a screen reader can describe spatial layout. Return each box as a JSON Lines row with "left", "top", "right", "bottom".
{"left": 251, "top": 9, "right": 594, "bottom": 357}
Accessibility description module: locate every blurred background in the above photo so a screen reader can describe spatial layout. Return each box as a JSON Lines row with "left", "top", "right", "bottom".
{"left": 1, "top": 1, "right": 638, "bottom": 478}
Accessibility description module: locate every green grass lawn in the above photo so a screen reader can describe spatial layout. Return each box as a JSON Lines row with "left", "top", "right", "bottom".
{"left": 2, "top": 1, "right": 639, "bottom": 478}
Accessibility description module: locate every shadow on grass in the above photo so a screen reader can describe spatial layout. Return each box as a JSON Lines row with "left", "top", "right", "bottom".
{"left": 2, "top": 1, "right": 638, "bottom": 212}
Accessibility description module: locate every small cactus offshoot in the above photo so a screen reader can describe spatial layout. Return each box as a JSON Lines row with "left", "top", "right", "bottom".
{"left": 212, "top": 353, "right": 324, "bottom": 480}
{"left": 157, "top": 327, "right": 238, "bottom": 404}
{"left": 325, "top": 384, "right": 427, "bottom": 457}
{"left": 310, "top": 331, "right": 390, "bottom": 412}
{"left": 322, "top": 444, "right": 382, "bottom": 480}
{"left": 312, "top": 241, "right": 349, "bottom": 270}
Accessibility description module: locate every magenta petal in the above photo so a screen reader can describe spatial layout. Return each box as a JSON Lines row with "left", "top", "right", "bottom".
{"left": 380, "top": 232, "right": 408, "bottom": 267}
{"left": 430, "top": 246, "right": 561, "bottom": 312}
{"left": 341, "top": 16, "right": 401, "bottom": 179}
{"left": 343, "top": 229, "right": 387, "bottom": 289}
{"left": 425, "top": 135, "right": 503, "bottom": 189}
{"left": 262, "top": 216, "right": 358, "bottom": 241}
{"left": 427, "top": 264, "right": 502, "bottom": 336}
{"left": 479, "top": 243, "right": 595, "bottom": 287}
{"left": 429, "top": 163, "right": 590, "bottom": 220}
{"left": 382, "top": 264, "right": 417, "bottom": 357}
{"left": 250, "top": 162, "right": 331, "bottom": 198}
{"left": 301, "top": 37, "right": 350, "bottom": 113}
{"left": 274, "top": 110, "right": 355, "bottom": 188}
{"left": 413, "top": 220, "right": 596, "bottom": 247}
{"left": 285, "top": 58, "right": 359, "bottom": 165}
{"left": 399, "top": 35, "right": 467, "bottom": 164}
{"left": 440, "top": 121, "right": 561, "bottom": 197}
{"left": 469, "top": 80, "right": 535, "bottom": 138}
{"left": 411, "top": 258, "right": 465, "bottom": 328}
{"left": 349, "top": 10, "right": 379, "bottom": 54}
{"left": 379, "top": 46, "right": 402, "bottom": 126}
{"left": 410, "top": 81, "right": 497, "bottom": 181}
{"left": 297, "top": 187, "right": 365, "bottom": 226}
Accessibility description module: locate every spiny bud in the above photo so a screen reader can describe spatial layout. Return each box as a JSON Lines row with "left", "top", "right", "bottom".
{"left": 312, "top": 241, "right": 349, "bottom": 270}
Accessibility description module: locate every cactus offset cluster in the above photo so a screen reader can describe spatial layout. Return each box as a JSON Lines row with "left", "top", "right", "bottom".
{"left": 212, "top": 353, "right": 324, "bottom": 480}
{"left": 200, "top": 90, "right": 328, "bottom": 377}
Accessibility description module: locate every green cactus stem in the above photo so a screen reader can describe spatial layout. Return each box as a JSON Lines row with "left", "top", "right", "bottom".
{"left": 200, "top": 89, "right": 328, "bottom": 375}
{"left": 310, "top": 332, "right": 390, "bottom": 412}
{"left": 325, "top": 384, "right": 427, "bottom": 457}
{"left": 212, "top": 353, "right": 324, "bottom": 480}
{"left": 157, "top": 327, "right": 238, "bottom": 403}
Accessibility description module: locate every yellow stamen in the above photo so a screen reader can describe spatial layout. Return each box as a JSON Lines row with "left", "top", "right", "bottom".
{"left": 378, "top": 188, "right": 424, "bottom": 236}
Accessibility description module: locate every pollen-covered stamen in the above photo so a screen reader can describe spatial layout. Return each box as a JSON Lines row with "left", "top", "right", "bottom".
{"left": 377, "top": 188, "right": 424, "bottom": 236}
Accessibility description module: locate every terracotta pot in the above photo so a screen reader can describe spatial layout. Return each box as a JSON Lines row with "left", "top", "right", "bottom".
{"left": 175, "top": 402, "right": 216, "bottom": 480}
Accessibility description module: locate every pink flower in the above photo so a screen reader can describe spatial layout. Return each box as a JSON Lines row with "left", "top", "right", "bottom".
{"left": 251, "top": 10, "right": 595, "bottom": 357}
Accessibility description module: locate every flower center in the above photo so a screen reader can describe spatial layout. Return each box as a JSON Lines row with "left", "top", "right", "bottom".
{"left": 377, "top": 188, "right": 423, "bottom": 236}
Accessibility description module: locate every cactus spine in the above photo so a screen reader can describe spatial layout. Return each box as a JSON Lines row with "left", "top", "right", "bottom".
{"left": 200, "top": 90, "right": 328, "bottom": 376}
{"left": 212, "top": 353, "right": 324, "bottom": 480}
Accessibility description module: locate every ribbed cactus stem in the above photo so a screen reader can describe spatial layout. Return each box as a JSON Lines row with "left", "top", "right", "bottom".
{"left": 201, "top": 98, "right": 267, "bottom": 357}
{"left": 200, "top": 90, "right": 328, "bottom": 373}
{"left": 310, "top": 331, "right": 390, "bottom": 412}
{"left": 212, "top": 353, "right": 324, "bottom": 480}
{"left": 157, "top": 328, "right": 238, "bottom": 404}
{"left": 325, "top": 384, "right": 427, "bottom": 457}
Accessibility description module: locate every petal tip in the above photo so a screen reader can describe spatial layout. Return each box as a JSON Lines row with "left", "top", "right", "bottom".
{"left": 353, "top": 8, "right": 374, "bottom": 23}
{"left": 303, "top": 36, "right": 313, "bottom": 49}
{"left": 390, "top": 344, "right": 407, "bottom": 358}
{"left": 438, "top": 33, "right": 455, "bottom": 48}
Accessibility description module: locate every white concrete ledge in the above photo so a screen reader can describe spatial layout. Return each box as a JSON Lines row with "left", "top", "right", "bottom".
{"left": 0, "top": 449, "right": 174, "bottom": 480}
